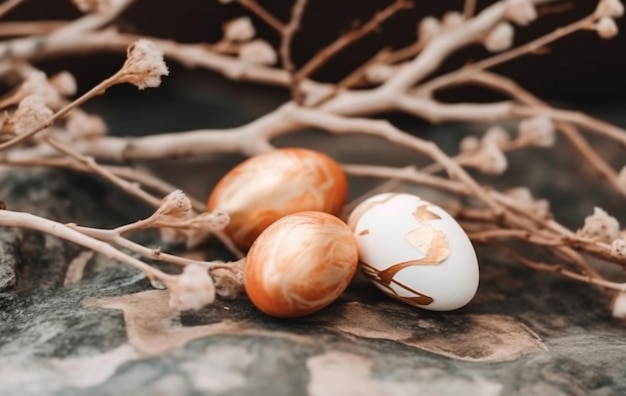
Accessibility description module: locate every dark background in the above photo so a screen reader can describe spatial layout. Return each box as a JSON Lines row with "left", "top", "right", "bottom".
{"left": 7, "top": 0, "right": 626, "bottom": 103}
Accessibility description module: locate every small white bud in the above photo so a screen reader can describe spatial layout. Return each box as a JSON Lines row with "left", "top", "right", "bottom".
{"left": 596, "top": 17, "right": 619, "bottom": 39}
{"left": 65, "top": 110, "right": 108, "bottom": 139}
{"left": 223, "top": 17, "right": 256, "bottom": 42}
{"left": 484, "top": 22, "right": 514, "bottom": 52}
{"left": 121, "top": 39, "right": 169, "bottom": 90}
{"left": 13, "top": 95, "right": 53, "bottom": 136}
{"left": 475, "top": 142, "right": 508, "bottom": 175}
{"left": 169, "top": 264, "right": 216, "bottom": 311}
{"left": 518, "top": 116, "right": 556, "bottom": 147}
{"left": 505, "top": 0, "right": 537, "bottom": 26}
{"left": 49, "top": 71, "right": 77, "bottom": 97}
{"left": 364, "top": 64, "right": 395, "bottom": 84}
{"left": 482, "top": 126, "right": 510, "bottom": 147}
{"left": 611, "top": 238, "right": 626, "bottom": 258}
{"left": 442, "top": 11, "right": 464, "bottom": 30}
{"left": 20, "top": 70, "right": 62, "bottom": 108}
{"left": 595, "top": 0, "right": 624, "bottom": 18}
{"left": 157, "top": 190, "right": 192, "bottom": 219}
{"left": 611, "top": 291, "right": 626, "bottom": 319}
{"left": 577, "top": 207, "right": 620, "bottom": 243}
{"left": 239, "top": 40, "right": 277, "bottom": 65}
{"left": 460, "top": 135, "right": 481, "bottom": 153}
{"left": 418, "top": 16, "right": 441, "bottom": 41}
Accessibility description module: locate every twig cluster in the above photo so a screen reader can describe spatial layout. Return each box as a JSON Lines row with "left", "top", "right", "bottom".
{"left": 0, "top": 0, "right": 625, "bottom": 316}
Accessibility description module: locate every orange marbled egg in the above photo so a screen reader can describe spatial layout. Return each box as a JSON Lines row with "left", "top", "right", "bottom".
{"left": 244, "top": 211, "right": 358, "bottom": 318}
{"left": 207, "top": 148, "right": 348, "bottom": 249}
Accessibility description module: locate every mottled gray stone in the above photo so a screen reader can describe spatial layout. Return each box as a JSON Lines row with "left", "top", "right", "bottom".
{"left": 1, "top": 85, "right": 626, "bottom": 395}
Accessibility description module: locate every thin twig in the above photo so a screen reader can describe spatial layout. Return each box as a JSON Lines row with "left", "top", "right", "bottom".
{"left": 0, "top": 0, "right": 25, "bottom": 18}
{"left": 280, "top": 0, "right": 308, "bottom": 105}
{"left": 236, "top": 0, "right": 285, "bottom": 32}
{"left": 295, "top": 0, "right": 411, "bottom": 81}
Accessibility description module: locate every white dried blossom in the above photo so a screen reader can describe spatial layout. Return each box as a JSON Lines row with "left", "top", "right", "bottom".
{"left": 239, "top": 40, "right": 277, "bottom": 65}
{"left": 482, "top": 126, "right": 510, "bottom": 147}
{"left": 617, "top": 166, "right": 626, "bottom": 195}
{"left": 418, "top": 16, "right": 441, "bottom": 41}
{"left": 596, "top": 17, "right": 619, "bottom": 39}
{"left": 611, "top": 291, "right": 626, "bottom": 319}
{"left": 459, "top": 135, "right": 481, "bottom": 153}
{"left": 200, "top": 209, "right": 230, "bottom": 231}
{"left": 157, "top": 190, "right": 192, "bottom": 219}
{"left": 210, "top": 260, "right": 245, "bottom": 299}
{"left": 120, "top": 39, "right": 169, "bottom": 90}
{"left": 365, "top": 64, "right": 395, "bottom": 84}
{"left": 442, "top": 11, "right": 464, "bottom": 30}
{"left": 577, "top": 207, "right": 620, "bottom": 243}
{"left": 13, "top": 95, "right": 53, "bottom": 136}
{"left": 484, "top": 22, "right": 514, "bottom": 52}
{"left": 505, "top": 187, "right": 551, "bottom": 216}
{"left": 611, "top": 238, "right": 626, "bottom": 258}
{"left": 518, "top": 116, "right": 556, "bottom": 147}
{"left": 20, "top": 70, "right": 62, "bottom": 108}
{"left": 169, "top": 264, "right": 216, "bottom": 311}
{"left": 505, "top": 0, "right": 537, "bottom": 26}
{"left": 49, "top": 71, "right": 77, "bottom": 97}
{"left": 65, "top": 110, "right": 108, "bottom": 139}
{"left": 223, "top": 17, "right": 256, "bottom": 42}
{"left": 595, "top": 0, "right": 624, "bottom": 18}
{"left": 72, "top": 0, "right": 125, "bottom": 14}
{"left": 475, "top": 142, "right": 508, "bottom": 175}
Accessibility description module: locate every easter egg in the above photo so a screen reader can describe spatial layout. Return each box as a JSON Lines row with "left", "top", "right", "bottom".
{"left": 347, "top": 193, "right": 479, "bottom": 311}
{"left": 244, "top": 211, "right": 358, "bottom": 318}
{"left": 207, "top": 148, "right": 348, "bottom": 249}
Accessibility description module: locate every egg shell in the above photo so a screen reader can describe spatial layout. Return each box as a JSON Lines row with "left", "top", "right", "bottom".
{"left": 207, "top": 148, "right": 348, "bottom": 249}
{"left": 244, "top": 211, "right": 358, "bottom": 318}
{"left": 348, "top": 193, "right": 479, "bottom": 311}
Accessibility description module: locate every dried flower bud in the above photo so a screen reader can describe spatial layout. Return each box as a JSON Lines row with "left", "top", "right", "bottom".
{"left": 475, "top": 142, "right": 508, "bottom": 175}
{"left": 596, "top": 17, "right": 619, "bottom": 39}
{"left": 442, "top": 11, "right": 464, "bottom": 30}
{"left": 202, "top": 209, "right": 230, "bottom": 231}
{"left": 223, "top": 17, "right": 256, "bottom": 42}
{"left": 157, "top": 190, "right": 192, "bottom": 219}
{"left": 21, "top": 70, "right": 62, "bottom": 108}
{"left": 210, "top": 260, "right": 245, "bottom": 299}
{"left": 595, "top": 0, "right": 624, "bottom": 18}
{"left": 120, "top": 39, "right": 169, "bottom": 90}
{"left": 418, "top": 16, "right": 441, "bottom": 41}
{"left": 505, "top": 0, "right": 537, "bottom": 26}
{"left": 365, "top": 64, "right": 395, "bottom": 84}
{"left": 482, "top": 126, "right": 510, "bottom": 147}
{"left": 49, "top": 71, "right": 77, "bottom": 97}
{"left": 13, "top": 95, "right": 53, "bottom": 136}
{"left": 611, "top": 238, "right": 626, "bottom": 258}
{"left": 65, "top": 110, "right": 107, "bottom": 139}
{"left": 169, "top": 264, "right": 216, "bottom": 311}
{"left": 239, "top": 40, "right": 277, "bottom": 65}
{"left": 518, "top": 116, "right": 556, "bottom": 147}
{"left": 484, "top": 22, "right": 514, "bottom": 52}
{"left": 459, "top": 135, "right": 480, "bottom": 153}
{"left": 505, "top": 187, "right": 551, "bottom": 217}
{"left": 577, "top": 207, "right": 620, "bottom": 243}
{"left": 72, "top": 0, "right": 125, "bottom": 13}
{"left": 611, "top": 291, "right": 626, "bottom": 319}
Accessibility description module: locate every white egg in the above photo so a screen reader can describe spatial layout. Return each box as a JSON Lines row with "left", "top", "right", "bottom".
{"left": 347, "top": 193, "right": 479, "bottom": 311}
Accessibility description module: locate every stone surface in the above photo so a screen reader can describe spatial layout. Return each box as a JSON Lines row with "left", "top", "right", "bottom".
{"left": 0, "top": 163, "right": 625, "bottom": 396}
{"left": 1, "top": 80, "right": 626, "bottom": 395}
